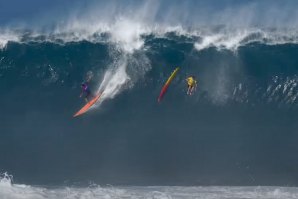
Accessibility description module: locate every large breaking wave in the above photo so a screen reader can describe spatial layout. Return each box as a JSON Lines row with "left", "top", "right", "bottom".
{"left": 1, "top": 25, "right": 298, "bottom": 105}
{"left": 1, "top": 0, "right": 298, "bottom": 195}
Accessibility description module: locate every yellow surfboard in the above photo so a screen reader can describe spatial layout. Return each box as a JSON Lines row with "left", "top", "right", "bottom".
{"left": 158, "top": 67, "right": 179, "bottom": 102}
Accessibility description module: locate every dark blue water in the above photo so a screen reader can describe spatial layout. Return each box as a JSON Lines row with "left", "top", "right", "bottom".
{"left": 0, "top": 30, "right": 298, "bottom": 186}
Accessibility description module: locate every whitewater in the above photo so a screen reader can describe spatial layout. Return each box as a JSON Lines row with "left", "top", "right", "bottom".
{"left": 1, "top": 173, "right": 298, "bottom": 199}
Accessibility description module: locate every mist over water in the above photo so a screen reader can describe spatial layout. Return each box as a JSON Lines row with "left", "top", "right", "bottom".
{"left": 2, "top": 0, "right": 298, "bottom": 28}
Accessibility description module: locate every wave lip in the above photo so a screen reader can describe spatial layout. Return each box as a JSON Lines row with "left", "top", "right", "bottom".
{"left": 3, "top": 24, "right": 298, "bottom": 51}
{"left": 194, "top": 29, "right": 256, "bottom": 51}
{"left": 194, "top": 28, "right": 298, "bottom": 51}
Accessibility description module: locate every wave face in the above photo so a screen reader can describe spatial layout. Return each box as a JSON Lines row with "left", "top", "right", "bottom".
{"left": 1, "top": 28, "right": 298, "bottom": 187}
{"left": 1, "top": 0, "right": 298, "bottom": 189}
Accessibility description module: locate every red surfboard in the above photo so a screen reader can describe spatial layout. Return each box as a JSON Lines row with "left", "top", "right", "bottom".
{"left": 73, "top": 94, "right": 101, "bottom": 117}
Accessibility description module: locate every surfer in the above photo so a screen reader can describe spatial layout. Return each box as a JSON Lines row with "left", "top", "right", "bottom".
{"left": 80, "top": 82, "right": 93, "bottom": 102}
{"left": 186, "top": 76, "right": 197, "bottom": 95}
{"left": 79, "top": 72, "right": 95, "bottom": 102}
{"left": 74, "top": 73, "right": 102, "bottom": 117}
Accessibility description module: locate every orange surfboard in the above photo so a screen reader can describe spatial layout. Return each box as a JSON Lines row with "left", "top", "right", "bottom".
{"left": 73, "top": 94, "right": 101, "bottom": 117}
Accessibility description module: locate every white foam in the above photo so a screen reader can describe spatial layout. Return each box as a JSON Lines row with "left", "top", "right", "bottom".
{"left": 91, "top": 44, "right": 151, "bottom": 108}
{"left": 92, "top": 55, "right": 131, "bottom": 108}
{"left": 99, "top": 59, "right": 130, "bottom": 100}
{"left": 0, "top": 30, "right": 21, "bottom": 49}
{"left": 194, "top": 34, "right": 222, "bottom": 51}
{"left": 3, "top": 23, "right": 298, "bottom": 51}
{"left": 3, "top": 0, "right": 298, "bottom": 50}
{"left": 109, "top": 18, "right": 147, "bottom": 53}
{"left": 1, "top": 174, "right": 298, "bottom": 199}
{"left": 194, "top": 29, "right": 263, "bottom": 51}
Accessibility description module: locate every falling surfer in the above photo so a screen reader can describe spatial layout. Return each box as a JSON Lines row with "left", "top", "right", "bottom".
{"left": 186, "top": 76, "right": 197, "bottom": 95}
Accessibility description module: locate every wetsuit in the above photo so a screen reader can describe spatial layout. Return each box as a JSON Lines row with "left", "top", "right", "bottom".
{"left": 81, "top": 83, "right": 92, "bottom": 100}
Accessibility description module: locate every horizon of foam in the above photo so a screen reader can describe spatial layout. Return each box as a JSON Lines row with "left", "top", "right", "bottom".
{"left": 2, "top": 21, "right": 298, "bottom": 52}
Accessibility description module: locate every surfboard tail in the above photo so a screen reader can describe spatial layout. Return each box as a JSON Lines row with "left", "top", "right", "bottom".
{"left": 73, "top": 94, "right": 101, "bottom": 117}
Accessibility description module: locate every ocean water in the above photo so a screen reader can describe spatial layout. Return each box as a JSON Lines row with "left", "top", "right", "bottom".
{"left": 1, "top": 0, "right": 298, "bottom": 198}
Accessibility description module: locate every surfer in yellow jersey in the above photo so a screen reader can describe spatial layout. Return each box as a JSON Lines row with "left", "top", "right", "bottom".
{"left": 186, "top": 76, "right": 197, "bottom": 95}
